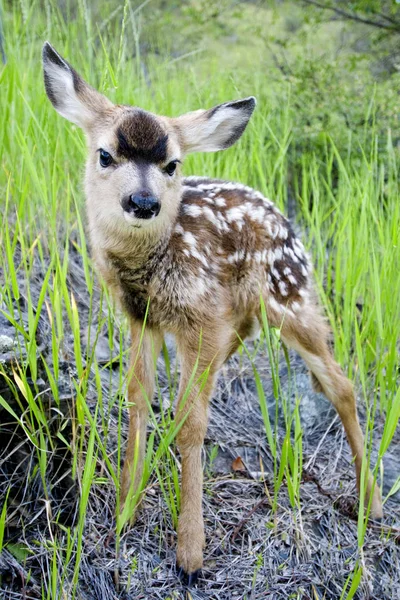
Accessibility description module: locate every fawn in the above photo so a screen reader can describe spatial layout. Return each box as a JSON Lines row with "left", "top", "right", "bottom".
{"left": 42, "top": 42, "right": 382, "bottom": 584}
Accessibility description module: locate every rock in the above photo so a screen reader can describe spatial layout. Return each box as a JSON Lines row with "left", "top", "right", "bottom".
{"left": 94, "top": 335, "right": 112, "bottom": 365}
{"left": 268, "top": 357, "right": 335, "bottom": 434}
{"left": 82, "top": 327, "right": 117, "bottom": 366}
{"left": 0, "top": 312, "right": 27, "bottom": 375}
{"left": 0, "top": 334, "right": 14, "bottom": 353}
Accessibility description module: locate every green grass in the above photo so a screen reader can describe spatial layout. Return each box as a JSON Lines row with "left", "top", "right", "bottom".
{"left": 0, "top": 1, "right": 399, "bottom": 598}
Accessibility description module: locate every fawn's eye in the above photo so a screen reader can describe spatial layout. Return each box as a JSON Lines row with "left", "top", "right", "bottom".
{"left": 164, "top": 160, "right": 179, "bottom": 176}
{"left": 99, "top": 149, "right": 113, "bottom": 168}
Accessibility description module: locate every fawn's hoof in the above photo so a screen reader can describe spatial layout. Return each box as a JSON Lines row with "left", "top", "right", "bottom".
{"left": 177, "top": 565, "right": 201, "bottom": 587}
{"left": 176, "top": 523, "right": 204, "bottom": 582}
{"left": 369, "top": 499, "right": 383, "bottom": 521}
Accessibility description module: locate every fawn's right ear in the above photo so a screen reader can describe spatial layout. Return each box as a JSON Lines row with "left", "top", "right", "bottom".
{"left": 42, "top": 42, "right": 112, "bottom": 130}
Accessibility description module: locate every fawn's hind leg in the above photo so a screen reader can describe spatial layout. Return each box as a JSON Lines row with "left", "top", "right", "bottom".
{"left": 277, "top": 304, "right": 383, "bottom": 519}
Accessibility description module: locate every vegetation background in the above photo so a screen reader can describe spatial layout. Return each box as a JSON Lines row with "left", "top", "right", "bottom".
{"left": 0, "top": 0, "right": 399, "bottom": 598}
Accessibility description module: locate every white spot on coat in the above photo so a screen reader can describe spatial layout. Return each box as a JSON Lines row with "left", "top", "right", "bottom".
{"left": 183, "top": 204, "right": 202, "bottom": 218}
{"left": 183, "top": 231, "right": 197, "bottom": 248}
{"left": 268, "top": 296, "right": 284, "bottom": 314}
{"left": 202, "top": 206, "right": 221, "bottom": 229}
{"left": 278, "top": 281, "right": 288, "bottom": 296}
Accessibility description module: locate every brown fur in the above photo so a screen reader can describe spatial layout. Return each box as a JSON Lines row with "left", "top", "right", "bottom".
{"left": 42, "top": 42, "right": 383, "bottom": 580}
{"left": 116, "top": 109, "right": 169, "bottom": 163}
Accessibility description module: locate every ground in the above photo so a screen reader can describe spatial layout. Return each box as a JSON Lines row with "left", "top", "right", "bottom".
{"left": 0, "top": 244, "right": 399, "bottom": 599}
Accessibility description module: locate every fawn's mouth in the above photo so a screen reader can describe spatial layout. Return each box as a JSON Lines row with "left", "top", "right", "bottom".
{"left": 122, "top": 210, "right": 160, "bottom": 229}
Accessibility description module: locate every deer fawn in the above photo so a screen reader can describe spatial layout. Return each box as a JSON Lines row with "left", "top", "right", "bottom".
{"left": 42, "top": 42, "right": 382, "bottom": 584}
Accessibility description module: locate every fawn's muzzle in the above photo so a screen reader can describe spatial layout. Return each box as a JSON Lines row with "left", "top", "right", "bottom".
{"left": 121, "top": 192, "right": 160, "bottom": 219}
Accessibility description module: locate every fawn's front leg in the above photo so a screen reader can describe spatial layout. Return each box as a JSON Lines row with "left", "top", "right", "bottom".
{"left": 174, "top": 328, "right": 231, "bottom": 583}
{"left": 121, "top": 322, "right": 163, "bottom": 512}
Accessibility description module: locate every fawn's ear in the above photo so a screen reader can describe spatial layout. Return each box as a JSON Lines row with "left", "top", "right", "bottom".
{"left": 42, "top": 42, "right": 112, "bottom": 130}
{"left": 172, "top": 97, "right": 256, "bottom": 154}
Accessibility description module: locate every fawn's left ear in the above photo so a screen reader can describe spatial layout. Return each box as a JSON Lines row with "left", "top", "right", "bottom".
{"left": 42, "top": 42, "right": 113, "bottom": 130}
{"left": 172, "top": 97, "right": 256, "bottom": 154}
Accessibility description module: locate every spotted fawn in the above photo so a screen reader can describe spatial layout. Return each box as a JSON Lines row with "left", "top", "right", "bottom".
{"left": 42, "top": 42, "right": 383, "bottom": 585}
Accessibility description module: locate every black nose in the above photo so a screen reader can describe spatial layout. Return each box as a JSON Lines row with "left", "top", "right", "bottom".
{"left": 121, "top": 192, "right": 160, "bottom": 219}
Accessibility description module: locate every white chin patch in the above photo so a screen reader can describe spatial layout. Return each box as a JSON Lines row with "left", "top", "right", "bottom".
{"left": 123, "top": 212, "right": 156, "bottom": 228}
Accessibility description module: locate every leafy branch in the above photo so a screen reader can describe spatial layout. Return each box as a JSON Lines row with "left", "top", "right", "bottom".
{"left": 302, "top": 0, "right": 400, "bottom": 33}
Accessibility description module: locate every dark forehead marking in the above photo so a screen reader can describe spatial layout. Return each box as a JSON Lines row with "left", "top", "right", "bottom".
{"left": 116, "top": 109, "right": 168, "bottom": 163}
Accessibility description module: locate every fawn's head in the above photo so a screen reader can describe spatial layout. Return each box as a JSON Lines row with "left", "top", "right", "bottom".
{"left": 42, "top": 42, "right": 256, "bottom": 235}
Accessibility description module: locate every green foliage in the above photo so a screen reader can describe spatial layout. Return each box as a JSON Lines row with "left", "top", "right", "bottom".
{"left": 0, "top": 0, "right": 399, "bottom": 597}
